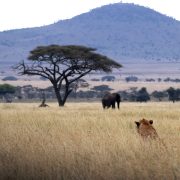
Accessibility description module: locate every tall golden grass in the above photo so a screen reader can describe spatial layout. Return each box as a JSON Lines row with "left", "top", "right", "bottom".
{"left": 0, "top": 102, "right": 179, "bottom": 180}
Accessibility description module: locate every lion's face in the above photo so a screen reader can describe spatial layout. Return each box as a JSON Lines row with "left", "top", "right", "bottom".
{"left": 135, "top": 119, "right": 153, "bottom": 129}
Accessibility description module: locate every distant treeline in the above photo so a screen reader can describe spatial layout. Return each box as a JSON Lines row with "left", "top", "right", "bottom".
{"left": 2, "top": 75, "right": 180, "bottom": 83}
{"left": 0, "top": 84, "right": 180, "bottom": 103}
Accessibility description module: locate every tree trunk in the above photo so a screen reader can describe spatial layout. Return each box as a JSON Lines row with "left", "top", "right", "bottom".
{"left": 53, "top": 86, "right": 64, "bottom": 107}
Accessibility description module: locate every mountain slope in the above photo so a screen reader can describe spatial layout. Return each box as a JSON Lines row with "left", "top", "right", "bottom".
{"left": 0, "top": 3, "right": 180, "bottom": 69}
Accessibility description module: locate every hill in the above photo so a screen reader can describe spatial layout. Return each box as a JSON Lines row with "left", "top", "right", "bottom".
{"left": 0, "top": 3, "right": 180, "bottom": 75}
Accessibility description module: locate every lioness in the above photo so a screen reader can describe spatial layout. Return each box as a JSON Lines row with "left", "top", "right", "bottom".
{"left": 135, "top": 118, "right": 158, "bottom": 139}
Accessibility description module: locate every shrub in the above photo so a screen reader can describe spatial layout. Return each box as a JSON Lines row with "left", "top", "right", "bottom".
{"left": 125, "top": 76, "right": 138, "bottom": 82}
{"left": 101, "top": 76, "right": 115, "bottom": 81}
{"left": 136, "top": 87, "right": 150, "bottom": 102}
{"left": 2, "top": 76, "right": 18, "bottom": 81}
{"left": 0, "top": 84, "right": 16, "bottom": 95}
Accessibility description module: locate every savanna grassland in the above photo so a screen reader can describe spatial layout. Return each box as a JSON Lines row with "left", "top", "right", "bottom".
{"left": 0, "top": 102, "right": 179, "bottom": 180}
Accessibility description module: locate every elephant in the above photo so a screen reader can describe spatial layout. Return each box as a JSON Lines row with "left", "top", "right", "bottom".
{"left": 102, "top": 93, "right": 121, "bottom": 109}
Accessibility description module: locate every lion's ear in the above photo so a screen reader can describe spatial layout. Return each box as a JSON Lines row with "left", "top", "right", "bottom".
{"left": 135, "top": 121, "right": 140, "bottom": 127}
{"left": 149, "top": 120, "right": 153, "bottom": 124}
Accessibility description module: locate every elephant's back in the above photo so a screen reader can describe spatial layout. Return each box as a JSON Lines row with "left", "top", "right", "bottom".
{"left": 102, "top": 93, "right": 112, "bottom": 101}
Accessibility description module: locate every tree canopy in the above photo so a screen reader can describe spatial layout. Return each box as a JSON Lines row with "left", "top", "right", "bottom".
{"left": 15, "top": 45, "right": 122, "bottom": 106}
{"left": 167, "top": 87, "right": 180, "bottom": 103}
{"left": 0, "top": 84, "right": 16, "bottom": 95}
{"left": 136, "top": 87, "right": 150, "bottom": 102}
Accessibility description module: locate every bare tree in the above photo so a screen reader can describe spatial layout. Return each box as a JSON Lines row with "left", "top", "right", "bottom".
{"left": 15, "top": 45, "right": 122, "bottom": 106}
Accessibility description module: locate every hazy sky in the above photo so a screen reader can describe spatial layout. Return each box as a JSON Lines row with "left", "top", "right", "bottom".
{"left": 0, "top": 0, "right": 180, "bottom": 31}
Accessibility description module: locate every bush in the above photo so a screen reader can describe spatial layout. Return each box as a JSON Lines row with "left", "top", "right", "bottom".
{"left": 136, "top": 87, "right": 150, "bottom": 102}
{"left": 151, "top": 91, "right": 168, "bottom": 101}
{"left": 167, "top": 87, "right": 180, "bottom": 102}
{"left": 91, "top": 78, "right": 100, "bottom": 81}
{"left": 0, "top": 84, "right": 16, "bottom": 95}
{"left": 2, "top": 76, "right": 18, "bottom": 81}
{"left": 125, "top": 76, "right": 138, "bottom": 82}
{"left": 39, "top": 76, "right": 48, "bottom": 81}
{"left": 145, "top": 78, "right": 155, "bottom": 82}
{"left": 101, "top": 76, "right": 115, "bottom": 81}
{"left": 91, "top": 85, "right": 113, "bottom": 92}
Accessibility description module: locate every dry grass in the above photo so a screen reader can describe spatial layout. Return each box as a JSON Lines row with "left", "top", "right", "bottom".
{"left": 0, "top": 102, "right": 179, "bottom": 180}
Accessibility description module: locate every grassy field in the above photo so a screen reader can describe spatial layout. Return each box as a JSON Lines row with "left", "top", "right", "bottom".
{"left": 0, "top": 102, "right": 179, "bottom": 180}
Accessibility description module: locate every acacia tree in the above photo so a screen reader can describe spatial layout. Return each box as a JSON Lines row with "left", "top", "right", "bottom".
{"left": 15, "top": 45, "right": 122, "bottom": 106}
{"left": 167, "top": 87, "right": 180, "bottom": 103}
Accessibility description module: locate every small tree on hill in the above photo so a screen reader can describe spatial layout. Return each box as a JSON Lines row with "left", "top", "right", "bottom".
{"left": 15, "top": 45, "right": 122, "bottom": 106}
